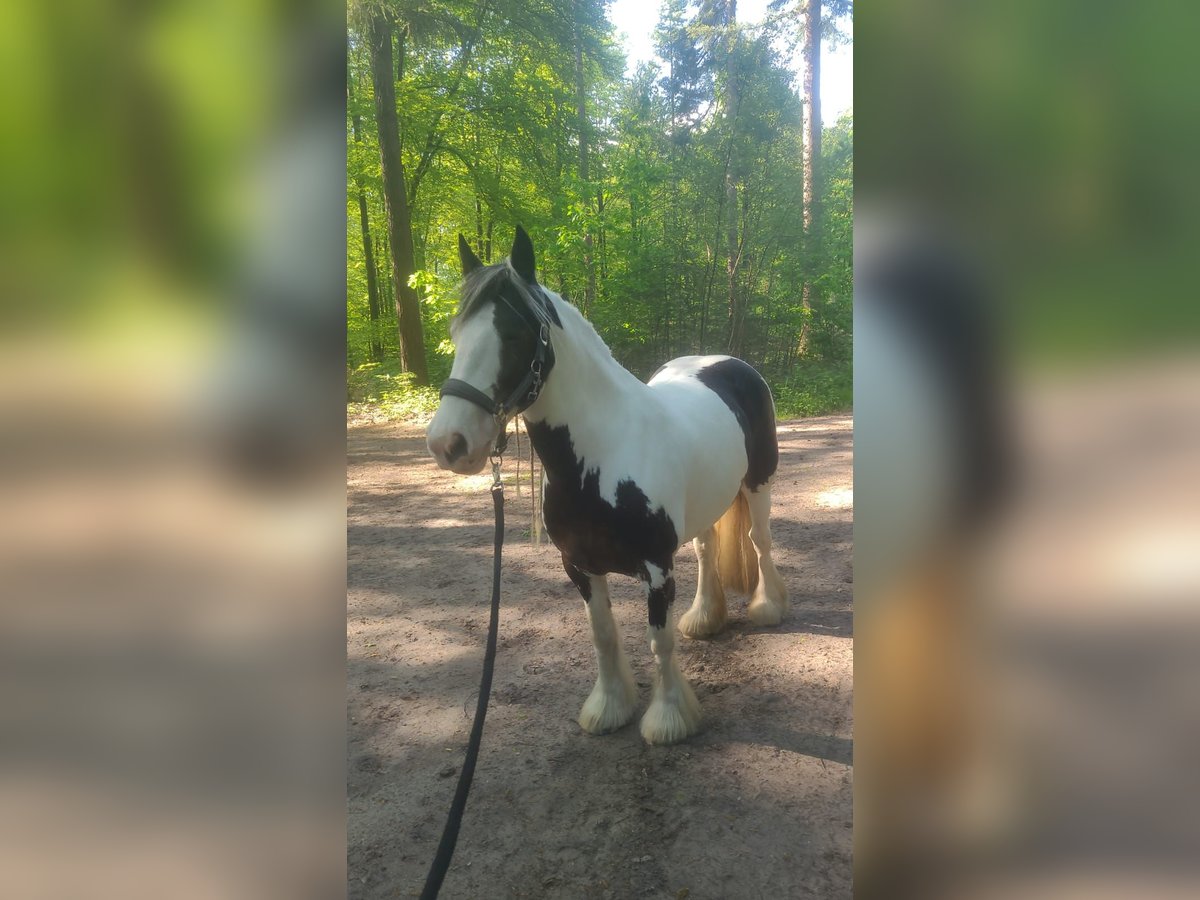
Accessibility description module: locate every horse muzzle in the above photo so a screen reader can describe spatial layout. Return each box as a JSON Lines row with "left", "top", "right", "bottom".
{"left": 427, "top": 398, "right": 500, "bottom": 474}
{"left": 425, "top": 427, "right": 483, "bottom": 471}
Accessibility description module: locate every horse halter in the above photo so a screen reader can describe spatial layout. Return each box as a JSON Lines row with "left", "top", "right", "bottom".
{"left": 439, "top": 289, "right": 554, "bottom": 438}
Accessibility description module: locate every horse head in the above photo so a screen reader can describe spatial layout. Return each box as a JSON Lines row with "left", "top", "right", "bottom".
{"left": 427, "top": 226, "right": 556, "bottom": 473}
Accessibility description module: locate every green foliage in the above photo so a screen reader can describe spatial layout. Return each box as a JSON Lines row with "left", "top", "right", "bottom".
{"left": 348, "top": 0, "right": 852, "bottom": 422}
{"left": 348, "top": 361, "right": 441, "bottom": 423}
{"left": 770, "top": 364, "right": 853, "bottom": 419}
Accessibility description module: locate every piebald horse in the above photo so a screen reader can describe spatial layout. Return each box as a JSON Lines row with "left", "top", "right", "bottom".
{"left": 427, "top": 226, "right": 788, "bottom": 744}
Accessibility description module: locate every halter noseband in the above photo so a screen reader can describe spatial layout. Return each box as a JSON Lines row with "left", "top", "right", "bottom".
{"left": 439, "top": 278, "right": 554, "bottom": 434}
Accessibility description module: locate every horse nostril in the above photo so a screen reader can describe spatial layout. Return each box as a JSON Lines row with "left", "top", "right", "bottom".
{"left": 445, "top": 433, "right": 468, "bottom": 463}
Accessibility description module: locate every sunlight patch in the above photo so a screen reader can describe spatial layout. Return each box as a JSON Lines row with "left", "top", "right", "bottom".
{"left": 452, "top": 473, "right": 497, "bottom": 492}
{"left": 816, "top": 487, "right": 853, "bottom": 509}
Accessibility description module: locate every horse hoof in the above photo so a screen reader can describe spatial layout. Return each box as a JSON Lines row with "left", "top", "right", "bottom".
{"left": 746, "top": 596, "right": 785, "bottom": 627}
{"left": 639, "top": 687, "right": 702, "bottom": 745}
{"left": 678, "top": 606, "right": 726, "bottom": 639}
{"left": 579, "top": 682, "right": 638, "bottom": 734}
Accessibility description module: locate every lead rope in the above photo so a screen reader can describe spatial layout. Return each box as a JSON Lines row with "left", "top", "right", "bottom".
{"left": 419, "top": 422, "right": 508, "bottom": 900}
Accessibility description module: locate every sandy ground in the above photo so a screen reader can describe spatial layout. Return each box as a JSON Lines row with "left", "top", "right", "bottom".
{"left": 348, "top": 415, "right": 853, "bottom": 899}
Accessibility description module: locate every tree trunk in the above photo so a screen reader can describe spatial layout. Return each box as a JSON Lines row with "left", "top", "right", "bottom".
{"left": 356, "top": 192, "right": 384, "bottom": 363}
{"left": 349, "top": 74, "right": 383, "bottom": 363}
{"left": 367, "top": 10, "right": 429, "bottom": 385}
{"left": 598, "top": 185, "right": 607, "bottom": 280}
{"left": 475, "top": 195, "right": 485, "bottom": 254}
{"left": 721, "top": 0, "right": 744, "bottom": 358}
{"left": 377, "top": 222, "right": 392, "bottom": 319}
{"left": 799, "top": 0, "right": 822, "bottom": 356}
{"left": 574, "top": 4, "right": 596, "bottom": 315}
{"left": 700, "top": 238, "right": 719, "bottom": 350}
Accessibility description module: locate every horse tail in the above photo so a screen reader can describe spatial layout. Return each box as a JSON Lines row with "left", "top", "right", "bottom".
{"left": 713, "top": 491, "right": 759, "bottom": 595}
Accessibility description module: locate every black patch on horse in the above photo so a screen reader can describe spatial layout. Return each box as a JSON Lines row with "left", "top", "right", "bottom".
{"left": 527, "top": 421, "right": 678, "bottom": 603}
{"left": 563, "top": 558, "right": 592, "bottom": 601}
{"left": 484, "top": 273, "right": 560, "bottom": 404}
{"left": 695, "top": 358, "right": 779, "bottom": 491}
{"left": 646, "top": 578, "right": 676, "bottom": 629}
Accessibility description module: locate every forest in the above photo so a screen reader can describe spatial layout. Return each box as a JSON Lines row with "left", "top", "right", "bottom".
{"left": 347, "top": 0, "right": 852, "bottom": 420}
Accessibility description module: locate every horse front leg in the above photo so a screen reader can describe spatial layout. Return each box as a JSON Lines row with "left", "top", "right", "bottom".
{"left": 639, "top": 561, "right": 702, "bottom": 745}
{"left": 565, "top": 560, "right": 638, "bottom": 734}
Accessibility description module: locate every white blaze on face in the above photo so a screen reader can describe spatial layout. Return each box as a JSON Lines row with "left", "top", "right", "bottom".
{"left": 426, "top": 311, "right": 504, "bottom": 474}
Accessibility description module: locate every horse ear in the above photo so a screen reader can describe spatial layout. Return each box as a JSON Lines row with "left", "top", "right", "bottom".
{"left": 458, "top": 234, "right": 483, "bottom": 275}
{"left": 511, "top": 225, "right": 536, "bottom": 282}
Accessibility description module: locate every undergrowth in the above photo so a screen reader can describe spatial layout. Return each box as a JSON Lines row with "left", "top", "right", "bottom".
{"left": 348, "top": 362, "right": 441, "bottom": 424}
{"left": 348, "top": 360, "right": 852, "bottom": 425}
{"left": 769, "top": 364, "right": 853, "bottom": 419}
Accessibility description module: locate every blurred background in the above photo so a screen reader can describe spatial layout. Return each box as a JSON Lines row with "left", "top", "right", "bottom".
{"left": 0, "top": 1, "right": 346, "bottom": 897}
{"left": 856, "top": 2, "right": 1200, "bottom": 897}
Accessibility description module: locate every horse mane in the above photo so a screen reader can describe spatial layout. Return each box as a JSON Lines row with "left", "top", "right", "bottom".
{"left": 454, "top": 258, "right": 624, "bottom": 372}
{"left": 455, "top": 260, "right": 557, "bottom": 329}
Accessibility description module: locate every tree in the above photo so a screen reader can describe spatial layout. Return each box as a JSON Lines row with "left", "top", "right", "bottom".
{"left": 574, "top": 0, "right": 597, "bottom": 314}
{"left": 719, "top": 0, "right": 746, "bottom": 357}
{"left": 797, "top": 0, "right": 821, "bottom": 352}
{"left": 366, "top": 7, "right": 428, "bottom": 384}
{"left": 346, "top": 0, "right": 852, "bottom": 413}
{"left": 794, "top": 0, "right": 850, "bottom": 351}
{"left": 348, "top": 69, "right": 384, "bottom": 363}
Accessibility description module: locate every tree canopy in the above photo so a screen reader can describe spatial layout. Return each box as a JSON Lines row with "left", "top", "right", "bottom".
{"left": 347, "top": 0, "right": 852, "bottom": 418}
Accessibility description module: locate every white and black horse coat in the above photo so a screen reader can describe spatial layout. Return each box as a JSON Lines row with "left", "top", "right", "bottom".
{"left": 428, "top": 227, "right": 788, "bottom": 744}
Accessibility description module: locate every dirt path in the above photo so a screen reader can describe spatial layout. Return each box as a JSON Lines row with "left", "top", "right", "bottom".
{"left": 348, "top": 416, "right": 853, "bottom": 899}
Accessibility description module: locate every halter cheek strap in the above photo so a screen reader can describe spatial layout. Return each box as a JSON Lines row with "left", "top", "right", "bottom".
{"left": 439, "top": 322, "right": 552, "bottom": 426}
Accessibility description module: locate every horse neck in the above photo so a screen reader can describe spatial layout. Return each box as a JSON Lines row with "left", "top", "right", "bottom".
{"left": 521, "top": 297, "right": 647, "bottom": 470}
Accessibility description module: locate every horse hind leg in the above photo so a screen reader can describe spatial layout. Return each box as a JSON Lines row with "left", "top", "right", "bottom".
{"left": 744, "top": 483, "right": 789, "bottom": 627}
{"left": 567, "top": 563, "right": 638, "bottom": 734}
{"left": 678, "top": 526, "right": 728, "bottom": 639}
{"left": 640, "top": 562, "right": 702, "bottom": 745}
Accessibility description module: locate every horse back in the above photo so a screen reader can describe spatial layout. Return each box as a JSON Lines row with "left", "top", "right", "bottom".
{"left": 650, "top": 355, "right": 779, "bottom": 492}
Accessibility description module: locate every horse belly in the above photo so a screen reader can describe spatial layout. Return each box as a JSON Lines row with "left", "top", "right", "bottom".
{"left": 648, "top": 386, "right": 749, "bottom": 543}
{"left": 677, "top": 432, "right": 748, "bottom": 542}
